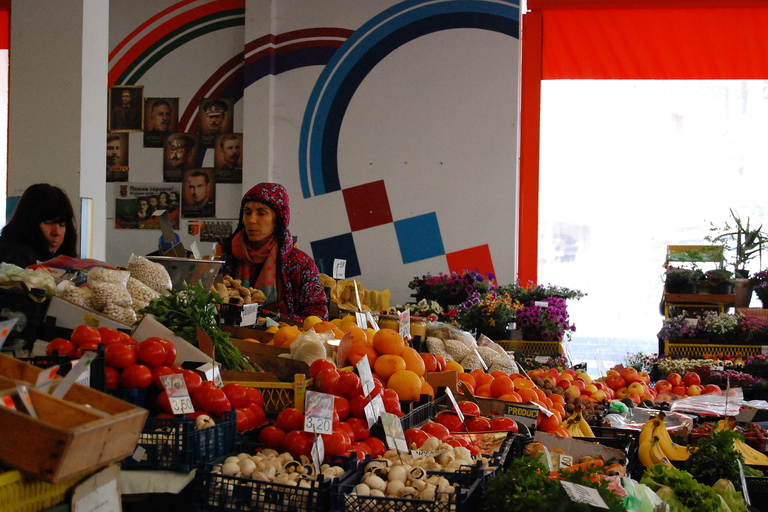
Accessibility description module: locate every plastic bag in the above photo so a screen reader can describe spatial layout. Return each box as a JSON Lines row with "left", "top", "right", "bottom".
{"left": 622, "top": 477, "right": 664, "bottom": 512}
{"left": 126, "top": 276, "right": 160, "bottom": 305}
{"left": 127, "top": 255, "right": 172, "bottom": 295}
{"left": 0, "top": 263, "right": 57, "bottom": 296}
{"left": 100, "top": 302, "right": 137, "bottom": 326}
{"left": 57, "top": 283, "right": 94, "bottom": 310}
{"left": 90, "top": 281, "right": 133, "bottom": 310}
{"left": 86, "top": 267, "right": 130, "bottom": 287}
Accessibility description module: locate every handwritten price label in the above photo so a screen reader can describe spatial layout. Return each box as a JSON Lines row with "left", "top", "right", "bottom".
{"left": 305, "top": 391, "right": 334, "bottom": 435}
{"left": 160, "top": 373, "right": 194, "bottom": 415}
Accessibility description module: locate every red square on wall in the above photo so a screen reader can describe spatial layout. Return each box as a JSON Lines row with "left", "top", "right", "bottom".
{"left": 342, "top": 180, "right": 393, "bottom": 232}
{"left": 446, "top": 245, "right": 497, "bottom": 284}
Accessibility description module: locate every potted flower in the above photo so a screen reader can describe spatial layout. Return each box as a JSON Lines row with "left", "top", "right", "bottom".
{"left": 698, "top": 311, "right": 739, "bottom": 343}
{"left": 408, "top": 270, "right": 496, "bottom": 309}
{"left": 657, "top": 313, "right": 699, "bottom": 342}
{"left": 514, "top": 296, "right": 575, "bottom": 342}
{"left": 705, "top": 268, "right": 734, "bottom": 294}
{"left": 456, "top": 289, "right": 521, "bottom": 340}
{"left": 750, "top": 270, "right": 768, "bottom": 309}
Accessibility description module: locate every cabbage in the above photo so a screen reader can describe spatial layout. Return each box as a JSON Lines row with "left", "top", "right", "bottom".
{"left": 712, "top": 479, "right": 747, "bottom": 512}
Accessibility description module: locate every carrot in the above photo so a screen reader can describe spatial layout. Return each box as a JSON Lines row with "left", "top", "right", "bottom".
{"left": 548, "top": 459, "right": 604, "bottom": 478}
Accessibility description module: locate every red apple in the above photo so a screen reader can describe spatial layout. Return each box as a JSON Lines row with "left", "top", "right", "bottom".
{"left": 557, "top": 379, "right": 573, "bottom": 389}
{"left": 655, "top": 380, "right": 673, "bottom": 393}
{"left": 687, "top": 384, "right": 703, "bottom": 396}
{"left": 637, "top": 371, "right": 650, "bottom": 385}
{"left": 627, "top": 381, "right": 647, "bottom": 397}
{"left": 703, "top": 384, "right": 722, "bottom": 395}
{"left": 621, "top": 367, "right": 639, "bottom": 384}
{"left": 561, "top": 369, "right": 576, "bottom": 378}
{"left": 627, "top": 393, "right": 642, "bottom": 405}
{"left": 572, "top": 378, "right": 586, "bottom": 390}
{"left": 593, "top": 381, "right": 606, "bottom": 391}
{"left": 529, "top": 369, "right": 545, "bottom": 378}
{"left": 667, "top": 373, "right": 683, "bottom": 387}
{"left": 683, "top": 372, "right": 701, "bottom": 387}
{"left": 671, "top": 386, "right": 688, "bottom": 396}
{"left": 545, "top": 368, "right": 560, "bottom": 381}
{"left": 605, "top": 374, "right": 626, "bottom": 391}
{"left": 579, "top": 388, "right": 593, "bottom": 398}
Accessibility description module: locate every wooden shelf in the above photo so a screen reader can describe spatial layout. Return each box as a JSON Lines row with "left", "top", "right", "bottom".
{"left": 664, "top": 293, "right": 735, "bottom": 304}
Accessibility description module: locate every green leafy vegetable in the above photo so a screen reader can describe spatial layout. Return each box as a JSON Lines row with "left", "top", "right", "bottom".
{"left": 687, "top": 429, "right": 744, "bottom": 488}
{"left": 712, "top": 479, "right": 748, "bottom": 512}
{"left": 640, "top": 465, "right": 723, "bottom": 512}
{"left": 140, "top": 282, "right": 259, "bottom": 372}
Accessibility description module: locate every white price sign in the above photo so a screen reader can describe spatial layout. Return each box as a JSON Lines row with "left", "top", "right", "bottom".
{"left": 381, "top": 412, "right": 408, "bottom": 452}
{"left": 356, "top": 355, "right": 375, "bottom": 397}
{"left": 333, "top": 259, "right": 346, "bottom": 280}
{"left": 304, "top": 391, "right": 334, "bottom": 435}
{"left": 160, "top": 374, "right": 194, "bottom": 415}
{"left": 444, "top": 387, "right": 464, "bottom": 422}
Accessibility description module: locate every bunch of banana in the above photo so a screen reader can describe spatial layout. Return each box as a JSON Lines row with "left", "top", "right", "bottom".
{"left": 562, "top": 410, "right": 595, "bottom": 438}
{"left": 638, "top": 414, "right": 691, "bottom": 467}
{"left": 638, "top": 435, "right": 674, "bottom": 469}
{"left": 716, "top": 418, "right": 768, "bottom": 465}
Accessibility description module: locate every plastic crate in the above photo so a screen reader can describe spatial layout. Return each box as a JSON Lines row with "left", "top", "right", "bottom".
{"left": 227, "top": 376, "right": 311, "bottom": 415}
{"left": 663, "top": 341, "right": 763, "bottom": 358}
{"left": 496, "top": 340, "right": 563, "bottom": 356}
{"left": 20, "top": 346, "right": 107, "bottom": 392}
{"left": 746, "top": 476, "right": 768, "bottom": 503}
{"left": 193, "top": 454, "right": 359, "bottom": 512}
{"left": 121, "top": 408, "right": 236, "bottom": 472}
{"left": 0, "top": 469, "right": 86, "bottom": 512}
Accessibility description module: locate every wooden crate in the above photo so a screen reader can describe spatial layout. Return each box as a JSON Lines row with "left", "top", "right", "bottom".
{"left": 0, "top": 353, "right": 148, "bottom": 483}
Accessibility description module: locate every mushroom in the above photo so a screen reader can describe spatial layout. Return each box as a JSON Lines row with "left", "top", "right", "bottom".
{"left": 364, "top": 474, "right": 387, "bottom": 493}
{"left": 355, "top": 483, "right": 371, "bottom": 496}
{"left": 409, "top": 467, "right": 427, "bottom": 481}
{"left": 221, "top": 462, "right": 241, "bottom": 477}
{"left": 387, "top": 465, "right": 407, "bottom": 483}
{"left": 398, "top": 486, "right": 418, "bottom": 499}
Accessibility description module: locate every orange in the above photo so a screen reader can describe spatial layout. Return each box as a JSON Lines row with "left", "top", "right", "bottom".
{"left": 303, "top": 315, "right": 324, "bottom": 331}
{"left": 372, "top": 329, "right": 405, "bottom": 355}
{"left": 401, "top": 347, "right": 426, "bottom": 377}
{"left": 313, "top": 321, "right": 337, "bottom": 333}
{"left": 273, "top": 325, "right": 300, "bottom": 347}
{"left": 509, "top": 373, "right": 525, "bottom": 380}
{"left": 476, "top": 384, "right": 491, "bottom": 396}
{"left": 457, "top": 373, "right": 477, "bottom": 390}
{"left": 434, "top": 355, "right": 446, "bottom": 371}
{"left": 498, "top": 392, "right": 522, "bottom": 402}
{"left": 490, "top": 370, "right": 509, "bottom": 379}
{"left": 534, "top": 388, "right": 547, "bottom": 402}
{"left": 421, "top": 380, "right": 435, "bottom": 398}
{"left": 420, "top": 353, "right": 438, "bottom": 373}
{"left": 476, "top": 389, "right": 491, "bottom": 398}
{"left": 551, "top": 402, "right": 566, "bottom": 417}
{"left": 458, "top": 381, "right": 475, "bottom": 395}
{"left": 474, "top": 372, "right": 494, "bottom": 388}
{"left": 489, "top": 376, "right": 515, "bottom": 398}
{"left": 387, "top": 370, "right": 422, "bottom": 401}
{"left": 549, "top": 393, "right": 566, "bottom": 405}
{"left": 348, "top": 344, "right": 378, "bottom": 368}
{"left": 445, "top": 361, "right": 464, "bottom": 373}
{"left": 513, "top": 377, "right": 535, "bottom": 390}
{"left": 517, "top": 388, "right": 538, "bottom": 403}
{"left": 373, "top": 354, "right": 406, "bottom": 381}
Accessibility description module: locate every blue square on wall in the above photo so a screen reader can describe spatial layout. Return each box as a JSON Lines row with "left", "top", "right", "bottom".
{"left": 394, "top": 213, "right": 445, "bottom": 264}
{"left": 310, "top": 233, "right": 361, "bottom": 278}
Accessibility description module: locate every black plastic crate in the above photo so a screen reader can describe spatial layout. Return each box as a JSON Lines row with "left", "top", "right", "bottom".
{"left": 107, "top": 387, "right": 154, "bottom": 409}
{"left": 122, "top": 408, "right": 236, "bottom": 472}
{"left": 747, "top": 476, "right": 768, "bottom": 502}
{"left": 193, "top": 453, "right": 359, "bottom": 512}
{"left": 20, "top": 345, "right": 106, "bottom": 392}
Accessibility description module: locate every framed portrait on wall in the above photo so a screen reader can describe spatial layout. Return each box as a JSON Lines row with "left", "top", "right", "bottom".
{"left": 213, "top": 133, "right": 242, "bottom": 183}
{"left": 197, "top": 97, "right": 233, "bottom": 148}
{"left": 106, "top": 132, "right": 129, "bottom": 182}
{"left": 144, "top": 97, "right": 179, "bottom": 147}
{"left": 108, "top": 85, "right": 144, "bottom": 132}
{"left": 163, "top": 133, "right": 199, "bottom": 183}
{"left": 182, "top": 168, "right": 216, "bottom": 218}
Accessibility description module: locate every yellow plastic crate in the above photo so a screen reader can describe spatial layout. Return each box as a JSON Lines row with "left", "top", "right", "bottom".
{"left": 0, "top": 470, "right": 85, "bottom": 512}
{"left": 664, "top": 341, "right": 763, "bottom": 358}
{"left": 225, "top": 374, "right": 312, "bottom": 414}
{"left": 496, "top": 340, "right": 563, "bottom": 356}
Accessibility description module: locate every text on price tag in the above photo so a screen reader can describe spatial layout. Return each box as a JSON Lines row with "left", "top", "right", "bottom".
{"left": 304, "top": 391, "right": 335, "bottom": 435}
{"left": 161, "top": 373, "right": 194, "bottom": 415}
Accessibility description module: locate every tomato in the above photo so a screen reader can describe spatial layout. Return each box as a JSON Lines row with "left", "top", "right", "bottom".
{"left": 135, "top": 339, "right": 166, "bottom": 368}
{"left": 489, "top": 416, "right": 518, "bottom": 432}
{"left": 349, "top": 395, "right": 370, "bottom": 419}
{"left": 284, "top": 430, "right": 314, "bottom": 458}
{"left": 348, "top": 441, "right": 371, "bottom": 460}
{"left": 456, "top": 401, "right": 482, "bottom": 417}
{"left": 309, "top": 359, "right": 336, "bottom": 379}
{"left": 361, "top": 436, "right": 386, "bottom": 458}
{"left": 466, "top": 417, "right": 491, "bottom": 432}
{"left": 345, "top": 416, "right": 370, "bottom": 441}
{"left": 71, "top": 325, "right": 101, "bottom": 347}
{"left": 151, "top": 366, "right": 176, "bottom": 389}
{"left": 105, "top": 366, "right": 119, "bottom": 390}
{"left": 182, "top": 370, "right": 203, "bottom": 395}
{"left": 337, "top": 422, "right": 356, "bottom": 445}
{"left": 117, "top": 332, "right": 137, "bottom": 346}
{"left": 221, "top": 383, "right": 248, "bottom": 408}
{"left": 258, "top": 426, "right": 287, "bottom": 452}
{"left": 236, "top": 408, "right": 255, "bottom": 432}
{"left": 315, "top": 368, "right": 340, "bottom": 394}
{"left": 244, "top": 387, "right": 264, "bottom": 408}
{"left": 75, "top": 342, "right": 100, "bottom": 358}
{"left": 369, "top": 379, "right": 384, "bottom": 399}
{"left": 434, "top": 412, "right": 465, "bottom": 433}
{"left": 381, "top": 389, "right": 399, "bottom": 401}
{"left": 105, "top": 343, "right": 136, "bottom": 369}
{"left": 97, "top": 327, "right": 122, "bottom": 346}
{"left": 46, "top": 338, "right": 75, "bottom": 357}
{"left": 275, "top": 408, "right": 305, "bottom": 432}
{"left": 322, "top": 431, "right": 350, "bottom": 459}
{"left": 382, "top": 397, "right": 403, "bottom": 417}
{"left": 334, "top": 396, "right": 350, "bottom": 421}
{"left": 421, "top": 420, "right": 452, "bottom": 440}
{"left": 243, "top": 402, "right": 266, "bottom": 428}
{"left": 119, "top": 364, "right": 152, "bottom": 389}
{"left": 154, "top": 339, "right": 177, "bottom": 366}
{"left": 446, "top": 436, "right": 469, "bottom": 448}
{"left": 404, "top": 428, "right": 430, "bottom": 449}
{"left": 155, "top": 390, "right": 174, "bottom": 415}
{"left": 203, "top": 387, "right": 231, "bottom": 416}
{"left": 331, "top": 371, "right": 362, "bottom": 400}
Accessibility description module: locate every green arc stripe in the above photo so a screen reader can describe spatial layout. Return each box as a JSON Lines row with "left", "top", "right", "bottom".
{"left": 117, "top": 10, "right": 244, "bottom": 86}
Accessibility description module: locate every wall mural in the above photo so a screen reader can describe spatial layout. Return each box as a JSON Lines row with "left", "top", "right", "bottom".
{"left": 107, "top": 0, "right": 520, "bottom": 304}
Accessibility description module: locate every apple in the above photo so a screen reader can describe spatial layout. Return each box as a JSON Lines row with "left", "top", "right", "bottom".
{"left": 671, "top": 386, "right": 688, "bottom": 396}
{"left": 590, "top": 390, "right": 607, "bottom": 401}
{"left": 572, "top": 378, "right": 586, "bottom": 390}
{"left": 557, "top": 379, "right": 573, "bottom": 390}
{"left": 621, "top": 367, "right": 639, "bottom": 384}
{"left": 656, "top": 391, "right": 674, "bottom": 402}
{"left": 655, "top": 380, "right": 673, "bottom": 393}
{"left": 585, "top": 384, "right": 598, "bottom": 393}
{"left": 575, "top": 371, "right": 592, "bottom": 385}
{"left": 558, "top": 373, "right": 574, "bottom": 382}
{"left": 667, "top": 373, "right": 683, "bottom": 387}
{"left": 605, "top": 369, "right": 620, "bottom": 378}
{"left": 683, "top": 372, "right": 701, "bottom": 387}
{"left": 726, "top": 389, "right": 740, "bottom": 397}
{"left": 687, "top": 384, "right": 703, "bottom": 396}
{"left": 579, "top": 388, "right": 593, "bottom": 398}
{"left": 529, "top": 369, "right": 545, "bottom": 378}
{"left": 637, "top": 371, "right": 650, "bottom": 385}
{"left": 543, "top": 377, "right": 558, "bottom": 386}
{"left": 642, "top": 392, "right": 655, "bottom": 402}
{"left": 562, "top": 369, "right": 576, "bottom": 378}
{"left": 703, "top": 384, "right": 722, "bottom": 395}
{"left": 545, "top": 368, "right": 560, "bottom": 381}
{"left": 564, "top": 385, "right": 581, "bottom": 399}
{"left": 627, "top": 393, "right": 642, "bottom": 405}
{"left": 627, "top": 381, "right": 647, "bottom": 397}
{"left": 615, "top": 387, "right": 630, "bottom": 399}
{"left": 605, "top": 374, "right": 626, "bottom": 391}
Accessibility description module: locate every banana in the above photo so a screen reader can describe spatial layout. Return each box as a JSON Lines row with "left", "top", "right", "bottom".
{"left": 638, "top": 437, "right": 656, "bottom": 469}
{"left": 653, "top": 420, "right": 690, "bottom": 461}
{"left": 735, "top": 439, "right": 768, "bottom": 466}
{"left": 649, "top": 437, "right": 674, "bottom": 467}
{"left": 639, "top": 417, "right": 660, "bottom": 446}
{"left": 578, "top": 412, "right": 595, "bottom": 438}
{"left": 566, "top": 419, "right": 584, "bottom": 437}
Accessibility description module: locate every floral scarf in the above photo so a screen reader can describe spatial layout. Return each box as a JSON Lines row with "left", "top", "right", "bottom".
{"left": 231, "top": 230, "right": 279, "bottom": 305}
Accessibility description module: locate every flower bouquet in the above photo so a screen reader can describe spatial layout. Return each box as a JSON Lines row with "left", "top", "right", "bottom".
{"left": 515, "top": 296, "right": 575, "bottom": 341}
{"left": 456, "top": 289, "right": 521, "bottom": 338}
{"left": 408, "top": 270, "right": 496, "bottom": 309}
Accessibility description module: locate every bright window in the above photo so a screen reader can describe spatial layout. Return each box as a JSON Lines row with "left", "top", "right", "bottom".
{"left": 538, "top": 79, "right": 768, "bottom": 371}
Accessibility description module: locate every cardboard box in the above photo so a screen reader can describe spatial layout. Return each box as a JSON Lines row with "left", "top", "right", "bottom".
{"left": 45, "top": 296, "right": 130, "bottom": 331}
{"left": 71, "top": 464, "right": 121, "bottom": 512}
{"left": 533, "top": 431, "right": 628, "bottom": 469}
{"left": 425, "top": 371, "right": 458, "bottom": 395}
{"left": 0, "top": 353, "right": 147, "bottom": 483}
{"left": 230, "top": 337, "right": 309, "bottom": 382}
{"left": 132, "top": 314, "right": 215, "bottom": 366}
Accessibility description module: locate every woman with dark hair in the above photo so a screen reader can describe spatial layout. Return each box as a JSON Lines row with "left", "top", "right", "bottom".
{"left": 220, "top": 182, "right": 327, "bottom": 322}
{"left": 0, "top": 183, "right": 78, "bottom": 268}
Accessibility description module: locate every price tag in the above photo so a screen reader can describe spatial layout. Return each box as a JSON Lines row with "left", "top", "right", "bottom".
{"left": 398, "top": 310, "right": 411, "bottom": 339}
{"left": 560, "top": 481, "right": 609, "bottom": 509}
{"left": 353, "top": 280, "right": 363, "bottom": 311}
{"left": 51, "top": 352, "right": 96, "bottom": 400}
{"left": 0, "top": 318, "right": 18, "bottom": 350}
{"left": 333, "top": 259, "right": 346, "bottom": 280}
{"left": 534, "top": 356, "right": 550, "bottom": 364}
{"left": 444, "top": 387, "right": 464, "bottom": 422}
{"left": 381, "top": 412, "right": 408, "bottom": 452}
{"left": 356, "top": 355, "right": 375, "bottom": 397}
{"left": 1, "top": 395, "right": 16, "bottom": 410}
{"left": 714, "top": 363, "right": 725, "bottom": 371}
{"left": 160, "top": 374, "right": 194, "bottom": 415}
{"left": 684, "top": 318, "right": 698, "bottom": 327}
{"left": 198, "top": 362, "right": 223, "bottom": 388}
{"left": 132, "top": 445, "right": 146, "bottom": 462}
{"left": 364, "top": 400, "right": 377, "bottom": 428}
{"left": 473, "top": 348, "right": 489, "bottom": 371}
{"left": 534, "top": 301, "right": 549, "bottom": 308}
{"left": 311, "top": 435, "right": 324, "bottom": 476}
{"left": 595, "top": 357, "right": 606, "bottom": 377}
{"left": 35, "top": 365, "right": 60, "bottom": 393}
{"left": 304, "top": 391, "right": 334, "bottom": 435}
{"left": 265, "top": 317, "right": 280, "bottom": 328}
{"left": 355, "top": 312, "right": 368, "bottom": 330}
{"left": 503, "top": 402, "right": 541, "bottom": 427}
{"left": 371, "top": 394, "right": 385, "bottom": 418}
{"left": 762, "top": 346, "right": 768, "bottom": 356}
{"left": 17, "top": 384, "right": 37, "bottom": 419}
{"left": 366, "top": 311, "right": 379, "bottom": 332}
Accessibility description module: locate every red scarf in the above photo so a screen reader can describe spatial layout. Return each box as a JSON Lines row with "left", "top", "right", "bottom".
{"left": 231, "top": 231, "right": 279, "bottom": 304}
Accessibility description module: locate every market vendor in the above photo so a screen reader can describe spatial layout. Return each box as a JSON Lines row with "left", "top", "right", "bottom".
{"left": 220, "top": 182, "right": 328, "bottom": 322}
{"left": 0, "top": 183, "right": 78, "bottom": 268}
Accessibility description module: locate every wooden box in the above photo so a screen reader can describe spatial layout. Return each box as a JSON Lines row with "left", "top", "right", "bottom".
{"left": 0, "top": 353, "right": 148, "bottom": 483}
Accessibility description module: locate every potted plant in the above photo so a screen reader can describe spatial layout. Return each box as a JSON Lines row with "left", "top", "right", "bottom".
{"left": 665, "top": 266, "right": 703, "bottom": 294}
{"left": 749, "top": 270, "right": 768, "bottom": 309}
{"left": 408, "top": 270, "right": 495, "bottom": 309}
{"left": 705, "top": 268, "right": 735, "bottom": 294}
{"left": 456, "top": 289, "right": 521, "bottom": 340}
{"left": 514, "top": 296, "right": 575, "bottom": 341}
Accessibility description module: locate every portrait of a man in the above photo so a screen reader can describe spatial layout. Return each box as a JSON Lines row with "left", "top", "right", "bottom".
{"left": 109, "top": 85, "right": 143, "bottom": 132}
{"left": 182, "top": 168, "right": 215, "bottom": 218}
{"left": 214, "top": 133, "right": 242, "bottom": 183}
{"left": 106, "top": 133, "right": 129, "bottom": 182}
{"left": 144, "top": 97, "right": 179, "bottom": 147}
{"left": 197, "top": 98, "right": 233, "bottom": 148}
{"left": 164, "top": 133, "right": 198, "bottom": 182}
